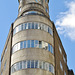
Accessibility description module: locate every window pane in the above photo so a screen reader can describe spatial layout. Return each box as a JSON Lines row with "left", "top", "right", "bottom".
{"left": 32, "top": 23, "right": 34, "bottom": 29}
{"left": 43, "top": 62, "right": 45, "bottom": 69}
{"left": 27, "top": 40, "right": 30, "bottom": 48}
{"left": 48, "top": 44, "right": 50, "bottom": 52}
{"left": 25, "top": 23, "right": 28, "bottom": 29}
{"left": 31, "top": 40, "right": 34, "bottom": 48}
{"left": 35, "top": 23, "right": 38, "bottom": 29}
{"left": 24, "top": 41, "right": 27, "bottom": 48}
{"left": 27, "top": 60, "right": 30, "bottom": 68}
{"left": 35, "top": 40, "right": 38, "bottom": 48}
{"left": 22, "top": 61, "right": 26, "bottom": 69}
{"left": 20, "top": 62, "right": 22, "bottom": 69}
{"left": 39, "top": 61, "right": 43, "bottom": 69}
{"left": 28, "top": 23, "right": 31, "bottom": 29}
{"left": 31, "top": 60, "right": 34, "bottom": 68}
{"left": 35, "top": 60, "right": 38, "bottom": 68}
{"left": 49, "top": 64, "right": 51, "bottom": 72}
{"left": 20, "top": 42, "right": 23, "bottom": 49}
{"left": 39, "top": 41, "right": 42, "bottom": 48}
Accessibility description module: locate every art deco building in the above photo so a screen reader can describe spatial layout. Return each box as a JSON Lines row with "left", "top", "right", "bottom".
{"left": 0, "top": 0, "right": 74, "bottom": 75}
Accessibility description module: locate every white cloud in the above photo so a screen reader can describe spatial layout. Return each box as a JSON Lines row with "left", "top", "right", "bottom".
{"left": 55, "top": 1, "right": 75, "bottom": 40}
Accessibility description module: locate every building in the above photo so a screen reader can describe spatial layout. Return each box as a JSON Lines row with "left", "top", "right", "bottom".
{"left": 0, "top": 0, "right": 74, "bottom": 75}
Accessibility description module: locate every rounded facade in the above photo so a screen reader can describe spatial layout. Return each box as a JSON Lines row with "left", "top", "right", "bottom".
{"left": 11, "top": 0, "right": 55, "bottom": 75}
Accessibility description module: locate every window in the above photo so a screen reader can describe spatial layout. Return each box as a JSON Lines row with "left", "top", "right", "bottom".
{"left": 31, "top": 40, "right": 34, "bottom": 48}
{"left": 35, "top": 60, "right": 38, "bottom": 68}
{"left": 64, "top": 71, "right": 66, "bottom": 75}
{"left": 39, "top": 41, "right": 42, "bottom": 48}
{"left": 19, "top": 7, "right": 22, "bottom": 13}
{"left": 60, "top": 61, "right": 63, "bottom": 71}
{"left": 59, "top": 45, "right": 62, "bottom": 54}
{"left": 12, "top": 40, "right": 54, "bottom": 54}
{"left": 63, "top": 55, "right": 66, "bottom": 63}
{"left": 11, "top": 60, "right": 54, "bottom": 74}
{"left": 27, "top": 60, "right": 30, "bottom": 68}
{"left": 27, "top": 40, "right": 30, "bottom": 48}
{"left": 31, "top": 60, "right": 34, "bottom": 68}
{"left": 13, "top": 22, "right": 53, "bottom": 36}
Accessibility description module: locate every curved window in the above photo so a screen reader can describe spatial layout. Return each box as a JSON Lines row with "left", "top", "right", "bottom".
{"left": 13, "top": 22, "right": 53, "bottom": 36}
{"left": 22, "top": 11, "right": 43, "bottom": 16}
{"left": 12, "top": 40, "right": 54, "bottom": 54}
{"left": 11, "top": 60, "right": 54, "bottom": 74}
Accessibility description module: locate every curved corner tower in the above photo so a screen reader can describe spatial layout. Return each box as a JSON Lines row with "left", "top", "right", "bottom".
{"left": 11, "top": 0, "right": 55, "bottom": 75}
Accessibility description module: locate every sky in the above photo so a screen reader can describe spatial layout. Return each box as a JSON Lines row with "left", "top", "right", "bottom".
{"left": 0, "top": 0, "right": 75, "bottom": 74}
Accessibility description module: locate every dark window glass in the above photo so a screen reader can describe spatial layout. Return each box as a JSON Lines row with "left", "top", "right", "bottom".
{"left": 31, "top": 60, "right": 34, "bottom": 68}
{"left": 27, "top": 40, "right": 30, "bottom": 48}
{"left": 24, "top": 41, "right": 26, "bottom": 48}
{"left": 39, "top": 41, "right": 42, "bottom": 48}
{"left": 25, "top": 23, "right": 27, "bottom": 29}
{"left": 31, "top": 40, "right": 34, "bottom": 48}
{"left": 28, "top": 23, "right": 31, "bottom": 29}
{"left": 35, "top": 60, "right": 38, "bottom": 68}
{"left": 49, "top": 64, "right": 51, "bottom": 72}
{"left": 27, "top": 60, "right": 30, "bottom": 68}
{"left": 35, "top": 23, "right": 38, "bottom": 29}
{"left": 48, "top": 44, "right": 50, "bottom": 52}
{"left": 32, "top": 23, "right": 34, "bottom": 29}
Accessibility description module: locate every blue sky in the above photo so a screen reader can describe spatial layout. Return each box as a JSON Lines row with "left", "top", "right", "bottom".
{"left": 0, "top": 0, "right": 75, "bottom": 74}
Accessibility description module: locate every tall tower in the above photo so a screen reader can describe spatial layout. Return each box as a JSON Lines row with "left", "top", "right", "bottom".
{"left": 11, "top": 0, "right": 54, "bottom": 75}
{"left": 1, "top": 0, "right": 74, "bottom": 75}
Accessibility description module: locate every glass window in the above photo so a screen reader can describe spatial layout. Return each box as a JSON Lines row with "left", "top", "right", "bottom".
{"left": 25, "top": 23, "right": 28, "bottom": 29}
{"left": 31, "top": 40, "right": 34, "bottom": 48}
{"left": 35, "top": 60, "right": 38, "bottom": 68}
{"left": 39, "top": 61, "right": 43, "bottom": 69}
{"left": 43, "top": 62, "right": 45, "bottom": 69}
{"left": 27, "top": 60, "right": 30, "bottom": 68}
{"left": 31, "top": 60, "right": 34, "bottom": 68}
{"left": 13, "top": 64, "right": 17, "bottom": 72}
{"left": 35, "top": 23, "right": 38, "bottom": 29}
{"left": 22, "top": 61, "right": 26, "bottom": 69}
{"left": 48, "top": 44, "right": 50, "bottom": 52}
{"left": 27, "top": 40, "right": 30, "bottom": 48}
{"left": 60, "top": 61, "right": 63, "bottom": 71}
{"left": 32, "top": 23, "right": 34, "bottom": 29}
{"left": 28, "top": 23, "right": 31, "bottom": 29}
{"left": 59, "top": 46, "right": 62, "bottom": 54}
{"left": 20, "top": 41, "right": 23, "bottom": 49}
{"left": 18, "top": 25, "right": 22, "bottom": 31}
{"left": 20, "top": 61, "right": 22, "bottom": 69}
{"left": 17, "top": 43, "right": 20, "bottom": 50}
{"left": 49, "top": 64, "right": 51, "bottom": 72}
{"left": 41, "top": 24, "right": 44, "bottom": 30}
{"left": 35, "top": 40, "right": 38, "bottom": 48}
{"left": 19, "top": 7, "right": 22, "bottom": 13}
{"left": 39, "top": 41, "right": 42, "bottom": 48}
{"left": 45, "top": 42, "right": 48, "bottom": 50}
{"left": 45, "top": 63, "right": 49, "bottom": 71}
{"left": 16, "top": 62, "right": 20, "bottom": 70}
{"left": 51, "top": 46, "right": 53, "bottom": 54}
{"left": 24, "top": 41, "right": 27, "bottom": 48}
